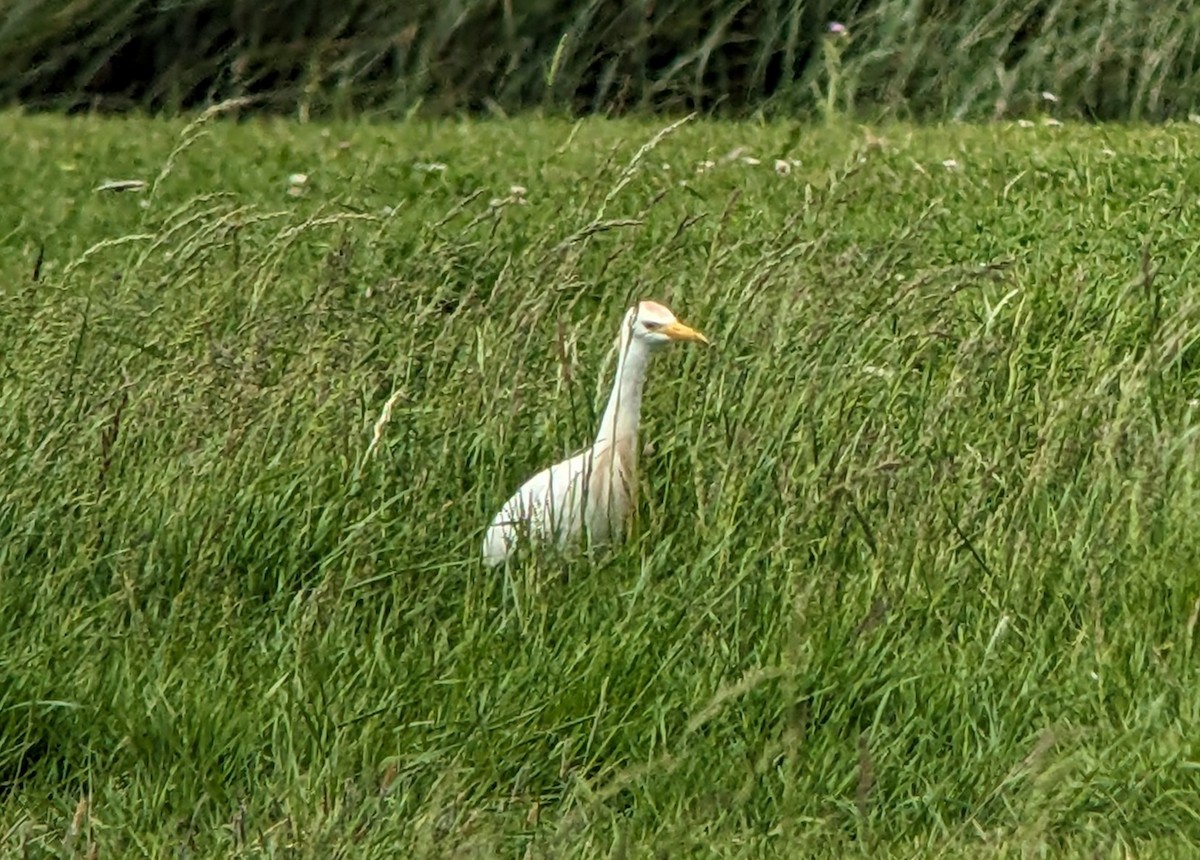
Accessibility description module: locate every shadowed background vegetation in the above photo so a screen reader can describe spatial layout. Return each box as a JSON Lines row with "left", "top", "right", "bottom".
{"left": 5, "top": 0, "right": 1200, "bottom": 120}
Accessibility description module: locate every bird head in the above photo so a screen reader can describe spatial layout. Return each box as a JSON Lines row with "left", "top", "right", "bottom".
{"left": 626, "top": 300, "right": 710, "bottom": 350}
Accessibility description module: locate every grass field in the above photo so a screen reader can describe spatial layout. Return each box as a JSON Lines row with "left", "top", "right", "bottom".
{"left": 3, "top": 109, "right": 1200, "bottom": 857}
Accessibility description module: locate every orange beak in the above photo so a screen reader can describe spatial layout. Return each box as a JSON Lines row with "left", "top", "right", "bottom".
{"left": 659, "top": 320, "right": 710, "bottom": 345}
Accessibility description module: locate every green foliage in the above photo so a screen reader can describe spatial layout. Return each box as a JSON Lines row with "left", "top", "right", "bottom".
{"left": 7, "top": 0, "right": 1200, "bottom": 120}
{"left": 4, "top": 110, "right": 1200, "bottom": 855}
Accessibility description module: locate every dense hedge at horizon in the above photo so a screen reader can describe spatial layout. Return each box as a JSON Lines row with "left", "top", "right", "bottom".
{"left": 5, "top": 0, "right": 1200, "bottom": 121}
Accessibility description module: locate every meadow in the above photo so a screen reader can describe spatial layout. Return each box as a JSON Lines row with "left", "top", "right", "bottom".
{"left": 3, "top": 109, "right": 1200, "bottom": 857}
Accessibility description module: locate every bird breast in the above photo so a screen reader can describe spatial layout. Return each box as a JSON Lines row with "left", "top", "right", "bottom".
{"left": 584, "top": 438, "right": 637, "bottom": 544}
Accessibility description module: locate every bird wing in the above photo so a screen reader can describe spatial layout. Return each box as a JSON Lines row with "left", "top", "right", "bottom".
{"left": 482, "top": 445, "right": 594, "bottom": 565}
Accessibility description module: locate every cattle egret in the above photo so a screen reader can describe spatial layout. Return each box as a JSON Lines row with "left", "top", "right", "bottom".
{"left": 483, "top": 300, "right": 709, "bottom": 566}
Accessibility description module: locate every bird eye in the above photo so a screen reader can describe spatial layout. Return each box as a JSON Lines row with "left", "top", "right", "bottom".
{"left": 643, "top": 321, "right": 661, "bottom": 330}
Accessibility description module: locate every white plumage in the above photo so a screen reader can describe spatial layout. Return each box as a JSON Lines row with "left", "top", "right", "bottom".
{"left": 483, "top": 300, "right": 709, "bottom": 566}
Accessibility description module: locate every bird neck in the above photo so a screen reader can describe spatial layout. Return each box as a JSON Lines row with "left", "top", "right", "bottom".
{"left": 595, "top": 324, "right": 650, "bottom": 454}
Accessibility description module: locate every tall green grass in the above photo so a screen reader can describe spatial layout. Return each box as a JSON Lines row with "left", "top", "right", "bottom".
{"left": 4, "top": 110, "right": 1200, "bottom": 856}
{"left": 7, "top": 0, "right": 1200, "bottom": 121}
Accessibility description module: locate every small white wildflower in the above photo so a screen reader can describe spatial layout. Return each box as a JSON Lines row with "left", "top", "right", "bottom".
{"left": 774, "top": 159, "right": 791, "bottom": 175}
{"left": 139, "top": 199, "right": 150, "bottom": 209}
{"left": 288, "top": 173, "right": 308, "bottom": 185}
{"left": 510, "top": 184, "right": 527, "bottom": 197}
{"left": 1189, "top": 398, "right": 1200, "bottom": 408}
{"left": 942, "top": 158, "right": 959, "bottom": 170}
{"left": 789, "top": 158, "right": 803, "bottom": 168}
{"left": 661, "top": 162, "right": 671, "bottom": 171}
{"left": 1017, "top": 119, "right": 1035, "bottom": 128}
{"left": 1042, "top": 117, "right": 1063, "bottom": 127}
{"left": 1190, "top": 114, "right": 1200, "bottom": 125}
{"left": 741, "top": 156, "right": 761, "bottom": 166}
{"left": 696, "top": 159, "right": 716, "bottom": 173}
{"left": 1100, "top": 147, "right": 1116, "bottom": 157}
{"left": 722, "top": 146, "right": 748, "bottom": 162}
{"left": 380, "top": 205, "right": 396, "bottom": 216}
{"left": 287, "top": 185, "right": 304, "bottom": 197}
{"left": 1040, "top": 91, "right": 1059, "bottom": 103}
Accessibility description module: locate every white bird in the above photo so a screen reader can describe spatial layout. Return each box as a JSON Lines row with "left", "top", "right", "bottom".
{"left": 483, "top": 300, "right": 710, "bottom": 566}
